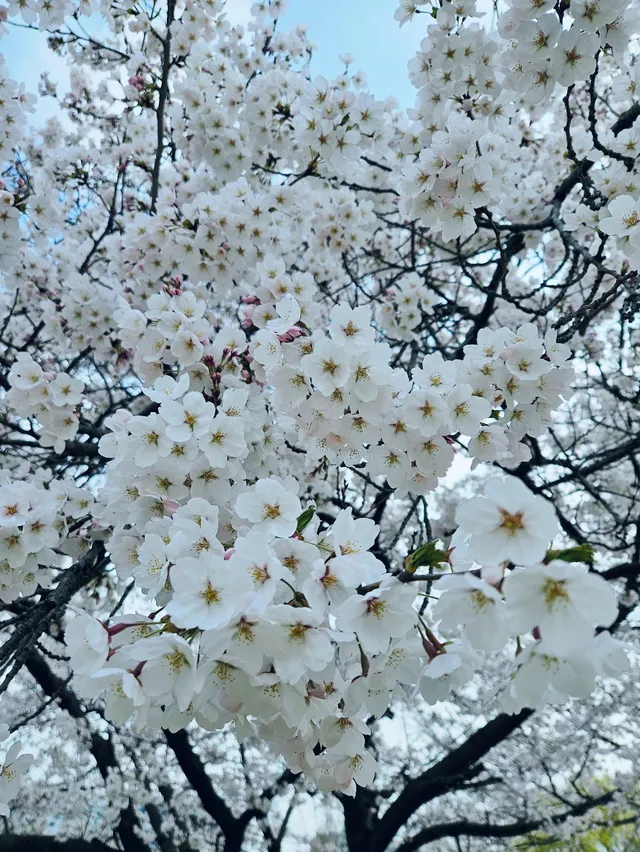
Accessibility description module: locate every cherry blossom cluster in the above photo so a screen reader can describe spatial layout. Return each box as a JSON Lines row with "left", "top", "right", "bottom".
{"left": 0, "top": 0, "right": 637, "bottom": 814}
{"left": 595, "top": 194, "right": 640, "bottom": 270}
{"left": 0, "top": 724, "right": 33, "bottom": 817}
{"left": 1, "top": 0, "right": 94, "bottom": 28}
{"left": 394, "top": 0, "right": 640, "bottom": 242}
{"left": 0, "top": 474, "right": 95, "bottom": 603}
{"left": 71, "top": 503, "right": 407, "bottom": 793}
{"left": 169, "top": 9, "right": 390, "bottom": 184}
{"left": 378, "top": 271, "right": 444, "bottom": 340}
{"left": 0, "top": 53, "right": 35, "bottom": 271}
{"left": 445, "top": 477, "right": 626, "bottom": 711}
{"left": 68, "top": 472, "right": 625, "bottom": 795}
{"left": 6, "top": 354, "right": 85, "bottom": 453}
{"left": 397, "top": 112, "right": 514, "bottom": 241}
{"left": 249, "top": 274, "right": 574, "bottom": 490}
{"left": 500, "top": 0, "right": 634, "bottom": 85}
{"left": 393, "top": 2, "right": 511, "bottom": 238}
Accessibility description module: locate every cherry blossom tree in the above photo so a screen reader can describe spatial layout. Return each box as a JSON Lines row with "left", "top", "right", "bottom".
{"left": 1, "top": 0, "right": 640, "bottom": 848}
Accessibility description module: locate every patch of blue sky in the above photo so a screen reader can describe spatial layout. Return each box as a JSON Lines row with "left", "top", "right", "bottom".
{"left": 276, "top": 0, "right": 424, "bottom": 106}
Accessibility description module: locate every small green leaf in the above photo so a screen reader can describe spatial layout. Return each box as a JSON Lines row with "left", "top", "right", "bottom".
{"left": 296, "top": 505, "right": 316, "bottom": 536}
{"left": 288, "top": 590, "right": 310, "bottom": 608}
{"left": 545, "top": 543, "right": 595, "bottom": 565}
{"left": 405, "top": 540, "right": 452, "bottom": 574}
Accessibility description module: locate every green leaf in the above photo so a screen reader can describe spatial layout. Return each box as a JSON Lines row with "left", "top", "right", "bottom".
{"left": 296, "top": 505, "right": 316, "bottom": 536}
{"left": 545, "top": 544, "right": 595, "bottom": 565}
{"left": 288, "top": 591, "right": 311, "bottom": 608}
{"left": 405, "top": 540, "right": 452, "bottom": 574}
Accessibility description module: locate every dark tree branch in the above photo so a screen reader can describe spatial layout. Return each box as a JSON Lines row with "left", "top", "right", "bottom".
{"left": 0, "top": 542, "right": 109, "bottom": 694}
{"left": 369, "top": 710, "right": 533, "bottom": 852}
{"left": 149, "top": 0, "right": 176, "bottom": 214}
{"left": 394, "top": 789, "right": 615, "bottom": 851}
{"left": 0, "top": 836, "right": 115, "bottom": 852}
{"left": 24, "top": 651, "right": 149, "bottom": 852}
{"left": 164, "top": 729, "right": 261, "bottom": 852}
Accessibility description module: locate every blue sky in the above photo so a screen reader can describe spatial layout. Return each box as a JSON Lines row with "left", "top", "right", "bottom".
{"left": 273, "top": 0, "right": 495, "bottom": 101}
{"left": 278, "top": 0, "right": 423, "bottom": 105}
{"left": 2, "top": 0, "right": 424, "bottom": 113}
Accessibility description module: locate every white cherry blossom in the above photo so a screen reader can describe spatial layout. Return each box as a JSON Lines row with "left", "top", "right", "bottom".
{"left": 455, "top": 476, "right": 559, "bottom": 566}
{"left": 503, "top": 560, "right": 618, "bottom": 651}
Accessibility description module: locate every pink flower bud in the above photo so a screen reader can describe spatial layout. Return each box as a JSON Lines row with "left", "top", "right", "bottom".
{"left": 106, "top": 622, "right": 131, "bottom": 639}
{"left": 163, "top": 499, "right": 179, "bottom": 516}
{"left": 422, "top": 637, "right": 438, "bottom": 659}
{"left": 481, "top": 564, "right": 504, "bottom": 585}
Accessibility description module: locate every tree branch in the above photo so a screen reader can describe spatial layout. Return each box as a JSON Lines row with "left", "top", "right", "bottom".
{"left": 149, "top": 0, "right": 176, "bottom": 214}
{"left": 164, "top": 729, "right": 261, "bottom": 852}
{"left": 0, "top": 836, "right": 115, "bottom": 852}
{"left": 394, "top": 789, "right": 615, "bottom": 852}
{"left": 370, "top": 710, "right": 533, "bottom": 852}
